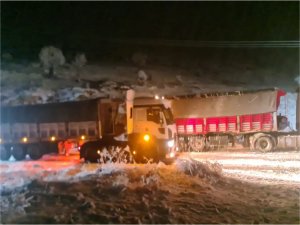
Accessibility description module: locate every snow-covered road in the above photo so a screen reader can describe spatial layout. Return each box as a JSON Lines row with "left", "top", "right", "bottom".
{"left": 179, "top": 150, "right": 300, "bottom": 185}
{"left": 0, "top": 151, "right": 299, "bottom": 224}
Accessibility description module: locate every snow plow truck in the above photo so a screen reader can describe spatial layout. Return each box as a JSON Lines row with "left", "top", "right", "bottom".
{"left": 0, "top": 90, "right": 176, "bottom": 162}
{"left": 171, "top": 87, "right": 300, "bottom": 152}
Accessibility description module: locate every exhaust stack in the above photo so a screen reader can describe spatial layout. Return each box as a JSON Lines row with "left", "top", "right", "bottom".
{"left": 126, "top": 89, "right": 135, "bottom": 135}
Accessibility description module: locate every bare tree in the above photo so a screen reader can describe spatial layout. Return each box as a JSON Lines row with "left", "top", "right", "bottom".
{"left": 73, "top": 53, "right": 87, "bottom": 81}
{"left": 137, "top": 70, "right": 151, "bottom": 86}
{"left": 39, "top": 46, "right": 65, "bottom": 78}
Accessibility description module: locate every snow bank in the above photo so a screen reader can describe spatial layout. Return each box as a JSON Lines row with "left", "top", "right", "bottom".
{"left": 0, "top": 155, "right": 224, "bottom": 195}
{"left": 175, "top": 158, "right": 222, "bottom": 184}
{"left": 0, "top": 190, "right": 33, "bottom": 219}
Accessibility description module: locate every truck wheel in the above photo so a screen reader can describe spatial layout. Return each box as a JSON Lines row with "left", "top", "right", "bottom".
{"left": 12, "top": 145, "right": 27, "bottom": 160}
{"left": 28, "top": 144, "right": 43, "bottom": 160}
{"left": 0, "top": 146, "right": 11, "bottom": 161}
{"left": 131, "top": 144, "right": 156, "bottom": 163}
{"left": 131, "top": 143, "right": 143, "bottom": 163}
{"left": 188, "top": 136, "right": 205, "bottom": 152}
{"left": 255, "top": 136, "right": 274, "bottom": 152}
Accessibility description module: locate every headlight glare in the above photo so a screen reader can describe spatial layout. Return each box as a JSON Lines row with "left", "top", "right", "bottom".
{"left": 167, "top": 140, "right": 174, "bottom": 148}
{"left": 143, "top": 134, "right": 150, "bottom": 142}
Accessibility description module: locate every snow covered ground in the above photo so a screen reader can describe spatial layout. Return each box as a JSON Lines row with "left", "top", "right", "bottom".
{"left": 180, "top": 151, "right": 300, "bottom": 185}
{"left": 0, "top": 151, "right": 299, "bottom": 224}
{"left": 0, "top": 59, "right": 299, "bottom": 224}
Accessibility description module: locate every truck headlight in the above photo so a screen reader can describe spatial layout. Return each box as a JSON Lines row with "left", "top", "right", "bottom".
{"left": 143, "top": 134, "right": 150, "bottom": 142}
{"left": 167, "top": 139, "right": 174, "bottom": 148}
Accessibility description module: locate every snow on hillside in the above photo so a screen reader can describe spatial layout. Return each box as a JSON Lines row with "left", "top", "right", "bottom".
{"left": 1, "top": 62, "right": 298, "bottom": 129}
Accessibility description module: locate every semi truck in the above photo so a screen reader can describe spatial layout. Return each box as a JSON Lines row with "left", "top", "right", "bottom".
{"left": 1, "top": 87, "right": 298, "bottom": 162}
{"left": 0, "top": 90, "right": 176, "bottom": 163}
{"left": 171, "top": 88, "right": 300, "bottom": 152}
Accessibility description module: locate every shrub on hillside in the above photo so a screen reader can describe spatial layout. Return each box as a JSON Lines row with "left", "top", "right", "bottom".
{"left": 72, "top": 53, "right": 87, "bottom": 81}
{"left": 39, "top": 46, "right": 65, "bottom": 78}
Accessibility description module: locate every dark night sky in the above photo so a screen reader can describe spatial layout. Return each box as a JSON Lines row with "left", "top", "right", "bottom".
{"left": 1, "top": 1, "right": 299, "bottom": 61}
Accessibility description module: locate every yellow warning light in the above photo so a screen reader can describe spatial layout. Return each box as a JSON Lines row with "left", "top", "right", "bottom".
{"left": 22, "top": 137, "right": 28, "bottom": 143}
{"left": 81, "top": 135, "right": 86, "bottom": 140}
{"left": 143, "top": 134, "right": 150, "bottom": 142}
{"left": 50, "top": 136, "right": 56, "bottom": 141}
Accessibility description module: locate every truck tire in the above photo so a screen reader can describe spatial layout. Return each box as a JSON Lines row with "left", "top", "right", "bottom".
{"left": 28, "top": 144, "right": 43, "bottom": 160}
{"left": 188, "top": 136, "right": 205, "bottom": 152}
{"left": 12, "top": 145, "right": 27, "bottom": 160}
{"left": 255, "top": 136, "right": 274, "bottom": 152}
{"left": 131, "top": 143, "right": 159, "bottom": 164}
{"left": 80, "top": 140, "right": 103, "bottom": 163}
{"left": 85, "top": 150, "right": 101, "bottom": 163}
{"left": 0, "top": 146, "right": 11, "bottom": 161}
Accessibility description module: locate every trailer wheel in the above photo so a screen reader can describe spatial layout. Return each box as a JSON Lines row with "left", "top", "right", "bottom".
{"left": 255, "top": 136, "right": 274, "bottom": 152}
{"left": 188, "top": 136, "right": 205, "bottom": 152}
{"left": 12, "top": 145, "right": 27, "bottom": 160}
{"left": 28, "top": 144, "right": 43, "bottom": 160}
{"left": 0, "top": 146, "right": 11, "bottom": 161}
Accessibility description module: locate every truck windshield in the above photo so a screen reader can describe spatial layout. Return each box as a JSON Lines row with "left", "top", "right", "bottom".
{"left": 163, "top": 108, "right": 174, "bottom": 125}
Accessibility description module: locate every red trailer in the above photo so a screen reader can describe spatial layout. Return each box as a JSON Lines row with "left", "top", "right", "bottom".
{"left": 171, "top": 88, "right": 300, "bottom": 152}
